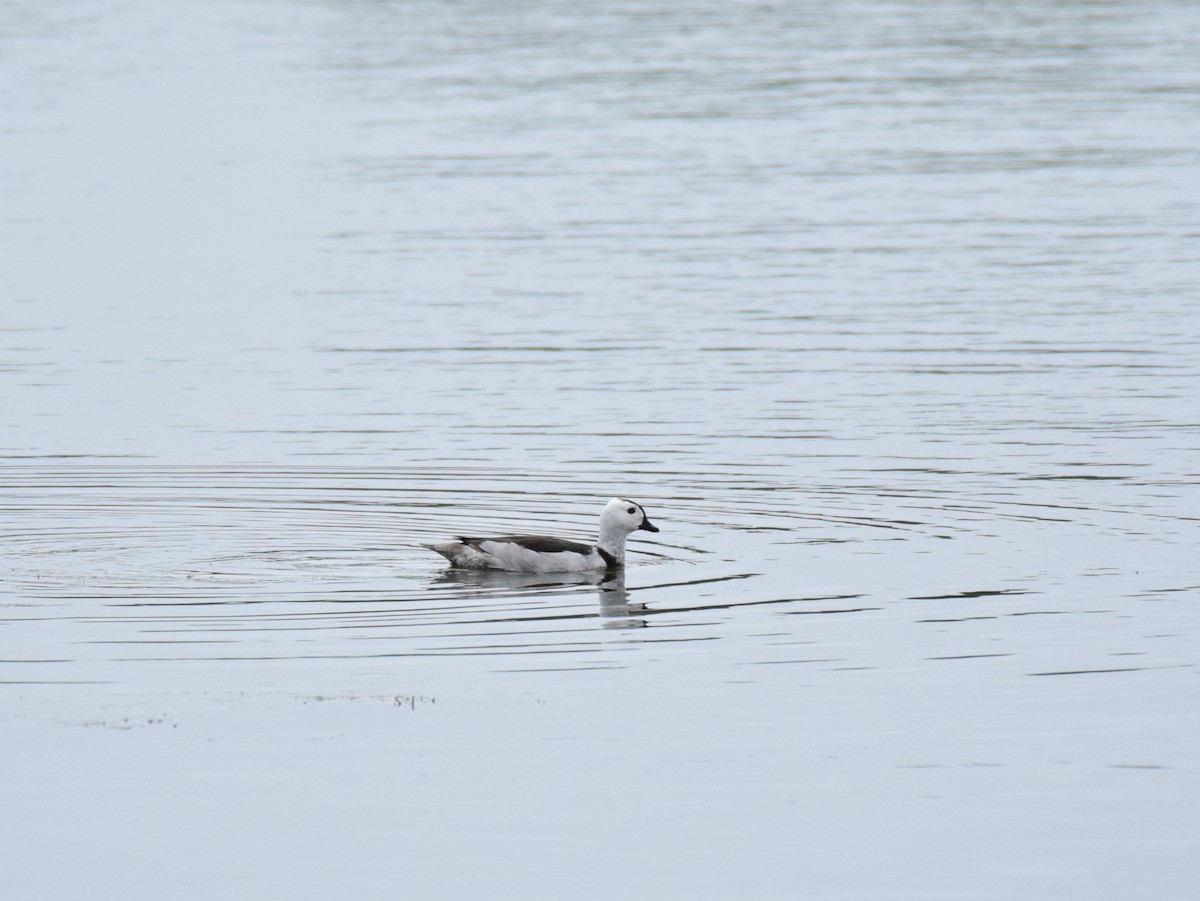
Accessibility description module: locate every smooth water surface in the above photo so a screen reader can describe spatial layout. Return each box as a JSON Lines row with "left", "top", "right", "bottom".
{"left": 3, "top": 1, "right": 1199, "bottom": 898}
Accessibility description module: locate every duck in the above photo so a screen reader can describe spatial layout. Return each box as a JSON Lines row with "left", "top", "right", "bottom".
{"left": 426, "top": 498, "right": 659, "bottom": 573}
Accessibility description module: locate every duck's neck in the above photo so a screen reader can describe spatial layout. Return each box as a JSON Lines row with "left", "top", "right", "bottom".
{"left": 596, "top": 527, "right": 628, "bottom": 567}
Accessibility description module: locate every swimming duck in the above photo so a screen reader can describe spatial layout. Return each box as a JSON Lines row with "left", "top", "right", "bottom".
{"left": 426, "top": 498, "right": 659, "bottom": 573}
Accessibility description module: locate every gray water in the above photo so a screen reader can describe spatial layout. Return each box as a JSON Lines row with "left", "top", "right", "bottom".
{"left": 3, "top": 1, "right": 1199, "bottom": 898}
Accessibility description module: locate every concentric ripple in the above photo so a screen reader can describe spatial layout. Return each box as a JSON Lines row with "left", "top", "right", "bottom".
{"left": 3, "top": 461, "right": 1194, "bottom": 686}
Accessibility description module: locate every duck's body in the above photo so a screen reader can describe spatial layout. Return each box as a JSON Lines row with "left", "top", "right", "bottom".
{"left": 427, "top": 498, "right": 659, "bottom": 573}
{"left": 429, "top": 535, "right": 616, "bottom": 573}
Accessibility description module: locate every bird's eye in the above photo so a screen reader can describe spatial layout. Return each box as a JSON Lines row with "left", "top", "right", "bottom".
{"left": 627, "top": 507, "right": 636, "bottom": 514}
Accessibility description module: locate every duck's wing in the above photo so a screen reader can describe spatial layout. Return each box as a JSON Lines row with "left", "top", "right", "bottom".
{"left": 460, "top": 535, "right": 595, "bottom": 555}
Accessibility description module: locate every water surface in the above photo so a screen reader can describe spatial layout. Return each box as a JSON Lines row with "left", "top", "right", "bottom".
{"left": 2, "top": 1, "right": 1199, "bottom": 898}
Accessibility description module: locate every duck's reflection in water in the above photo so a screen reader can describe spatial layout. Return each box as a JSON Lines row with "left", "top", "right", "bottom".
{"left": 427, "top": 568, "right": 647, "bottom": 627}
{"left": 595, "top": 572, "right": 647, "bottom": 626}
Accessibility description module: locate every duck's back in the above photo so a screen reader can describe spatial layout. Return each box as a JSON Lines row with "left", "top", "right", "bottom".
{"left": 428, "top": 535, "right": 607, "bottom": 572}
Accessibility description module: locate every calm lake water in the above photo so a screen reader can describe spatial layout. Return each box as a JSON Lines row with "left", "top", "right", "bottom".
{"left": 3, "top": 1, "right": 1199, "bottom": 898}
